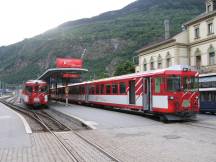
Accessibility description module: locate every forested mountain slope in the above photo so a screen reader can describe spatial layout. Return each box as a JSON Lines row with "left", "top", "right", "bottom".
{"left": 0, "top": 0, "right": 205, "bottom": 83}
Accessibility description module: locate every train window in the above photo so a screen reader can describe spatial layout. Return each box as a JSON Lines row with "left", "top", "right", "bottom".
{"left": 81, "top": 86, "right": 85, "bottom": 94}
{"left": 155, "top": 77, "right": 162, "bottom": 93}
{"left": 201, "top": 92, "right": 212, "bottom": 102}
{"left": 183, "top": 77, "right": 199, "bottom": 91}
{"left": 106, "top": 84, "right": 111, "bottom": 94}
{"left": 167, "top": 76, "right": 181, "bottom": 92}
{"left": 212, "top": 81, "right": 216, "bottom": 87}
{"left": 90, "top": 86, "right": 95, "bottom": 94}
{"left": 34, "top": 86, "right": 39, "bottom": 92}
{"left": 120, "top": 82, "right": 126, "bottom": 94}
{"left": 40, "top": 86, "right": 48, "bottom": 93}
{"left": 79, "top": 86, "right": 82, "bottom": 94}
{"left": 25, "top": 86, "right": 33, "bottom": 92}
{"left": 112, "top": 84, "right": 118, "bottom": 94}
{"left": 96, "top": 85, "right": 100, "bottom": 94}
{"left": 100, "top": 84, "right": 104, "bottom": 94}
{"left": 69, "top": 87, "right": 73, "bottom": 94}
{"left": 191, "top": 77, "right": 199, "bottom": 91}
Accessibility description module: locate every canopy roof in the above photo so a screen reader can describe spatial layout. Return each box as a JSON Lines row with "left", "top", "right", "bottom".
{"left": 37, "top": 68, "right": 88, "bottom": 81}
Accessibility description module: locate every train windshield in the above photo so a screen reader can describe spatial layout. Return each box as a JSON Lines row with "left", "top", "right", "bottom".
{"left": 34, "top": 85, "right": 48, "bottom": 93}
{"left": 183, "top": 77, "right": 199, "bottom": 92}
{"left": 167, "top": 76, "right": 181, "bottom": 92}
{"left": 25, "top": 86, "right": 33, "bottom": 93}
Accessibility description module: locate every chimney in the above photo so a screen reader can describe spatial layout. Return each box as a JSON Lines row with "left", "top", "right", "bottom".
{"left": 213, "top": 0, "right": 216, "bottom": 10}
{"left": 206, "top": 0, "right": 216, "bottom": 12}
{"left": 164, "top": 19, "right": 170, "bottom": 40}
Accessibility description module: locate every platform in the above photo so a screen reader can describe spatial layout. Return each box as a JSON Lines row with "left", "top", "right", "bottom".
{"left": 49, "top": 102, "right": 216, "bottom": 162}
{"left": 49, "top": 102, "right": 158, "bottom": 129}
{"left": 0, "top": 102, "right": 31, "bottom": 148}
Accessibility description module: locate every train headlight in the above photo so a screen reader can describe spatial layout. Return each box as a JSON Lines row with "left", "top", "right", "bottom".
{"left": 44, "top": 95, "right": 48, "bottom": 102}
{"left": 169, "top": 96, "right": 174, "bottom": 100}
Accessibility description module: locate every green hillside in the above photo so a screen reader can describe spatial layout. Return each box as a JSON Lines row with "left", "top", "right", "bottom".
{"left": 0, "top": 0, "right": 205, "bottom": 84}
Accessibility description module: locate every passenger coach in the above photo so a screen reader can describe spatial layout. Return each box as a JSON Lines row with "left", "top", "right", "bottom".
{"left": 51, "top": 65, "right": 199, "bottom": 121}
{"left": 199, "top": 73, "right": 216, "bottom": 113}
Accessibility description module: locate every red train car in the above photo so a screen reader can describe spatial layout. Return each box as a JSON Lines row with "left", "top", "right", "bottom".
{"left": 51, "top": 65, "right": 199, "bottom": 121}
{"left": 22, "top": 80, "right": 49, "bottom": 107}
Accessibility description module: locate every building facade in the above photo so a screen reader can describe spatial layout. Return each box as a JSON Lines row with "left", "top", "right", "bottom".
{"left": 136, "top": 0, "right": 216, "bottom": 74}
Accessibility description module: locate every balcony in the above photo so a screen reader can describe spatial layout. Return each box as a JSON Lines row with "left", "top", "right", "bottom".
{"left": 191, "top": 65, "right": 216, "bottom": 74}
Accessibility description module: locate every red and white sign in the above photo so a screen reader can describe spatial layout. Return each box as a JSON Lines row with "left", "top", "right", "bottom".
{"left": 63, "top": 74, "right": 80, "bottom": 78}
{"left": 56, "top": 58, "right": 83, "bottom": 68}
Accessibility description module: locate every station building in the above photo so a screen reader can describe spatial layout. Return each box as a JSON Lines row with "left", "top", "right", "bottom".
{"left": 135, "top": 0, "right": 216, "bottom": 74}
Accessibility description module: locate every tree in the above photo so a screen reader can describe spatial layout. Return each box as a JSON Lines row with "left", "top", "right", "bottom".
{"left": 114, "top": 60, "right": 135, "bottom": 76}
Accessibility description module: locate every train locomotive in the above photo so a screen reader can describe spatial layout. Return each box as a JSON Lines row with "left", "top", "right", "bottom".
{"left": 51, "top": 65, "right": 199, "bottom": 121}
{"left": 22, "top": 80, "right": 49, "bottom": 107}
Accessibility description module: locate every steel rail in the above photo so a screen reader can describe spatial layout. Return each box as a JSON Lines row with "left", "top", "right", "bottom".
{"left": 0, "top": 99, "right": 121, "bottom": 162}
{"left": 0, "top": 99, "right": 79, "bottom": 162}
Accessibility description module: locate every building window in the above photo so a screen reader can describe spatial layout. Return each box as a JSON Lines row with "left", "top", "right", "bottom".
{"left": 208, "top": 4, "right": 211, "bottom": 12}
{"left": 143, "top": 59, "right": 147, "bottom": 71}
{"left": 196, "top": 55, "right": 201, "bottom": 69}
{"left": 209, "top": 52, "right": 215, "bottom": 65}
{"left": 208, "top": 22, "right": 214, "bottom": 35}
{"left": 143, "top": 64, "right": 147, "bottom": 71}
{"left": 194, "top": 27, "right": 200, "bottom": 39}
{"left": 157, "top": 55, "right": 162, "bottom": 69}
{"left": 167, "top": 58, "right": 171, "bottom": 67}
{"left": 158, "top": 62, "right": 162, "bottom": 69}
{"left": 150, "top": 57, "right": 154, "bottom": 70}
{"left": 195, "top": 48, "right": 201, "bottom": 69}
{"left": 208, "top": 45, "right": 215, "bottom": 65}
{"left": 150, "top": 62, "right": 154, "bottom": 70}
{"left": 166, "top": 53, "right": 171, "bottom": 68}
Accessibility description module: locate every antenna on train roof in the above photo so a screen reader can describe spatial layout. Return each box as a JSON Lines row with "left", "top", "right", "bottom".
{"left": 81, "top": 49, "right": 87, "bottom": 59}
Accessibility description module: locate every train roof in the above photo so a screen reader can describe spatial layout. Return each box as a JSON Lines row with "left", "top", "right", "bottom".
{"left": 199, "top": 73, "right": 216, "bottom": 78}
{"left": 64, "top": 65, "right": 197, "bottom": 87}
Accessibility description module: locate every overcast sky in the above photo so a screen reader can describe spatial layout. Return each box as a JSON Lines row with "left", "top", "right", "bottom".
{"left": 0, "top": 0, "right": 136, "bottom": 46}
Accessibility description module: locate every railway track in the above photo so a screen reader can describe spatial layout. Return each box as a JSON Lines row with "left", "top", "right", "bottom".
{"left": 0, "top": 97, "right": 121, "bottom": 162}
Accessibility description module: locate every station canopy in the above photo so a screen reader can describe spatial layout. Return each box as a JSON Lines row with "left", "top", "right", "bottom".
{"left": 37, "top": 68, "right": 88, "bottom": 81}
{"left": 37, "top": 58, "right": 88, "bottom": 81}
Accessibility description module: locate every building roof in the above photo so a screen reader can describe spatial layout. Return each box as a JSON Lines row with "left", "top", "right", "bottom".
{"left": 136, "top": 38, "right": 176, "bottom": 54}
{"left": 184, "top": 10, "right": 216, "bottom": 26}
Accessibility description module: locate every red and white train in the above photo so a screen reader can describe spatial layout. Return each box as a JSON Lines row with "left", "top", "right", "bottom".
{"left": 51, "top": 65, "right": 199, "bottom": 121}
{"left": 22, "top": 80, "right": 49, "bottom": 107}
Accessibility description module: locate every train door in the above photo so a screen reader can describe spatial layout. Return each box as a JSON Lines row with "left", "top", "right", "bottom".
{"left": 129, "top": 80, "right": 136, "bottom": 104}
{"left": 143, "top": 77, "right": 152, "bottom": 111}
